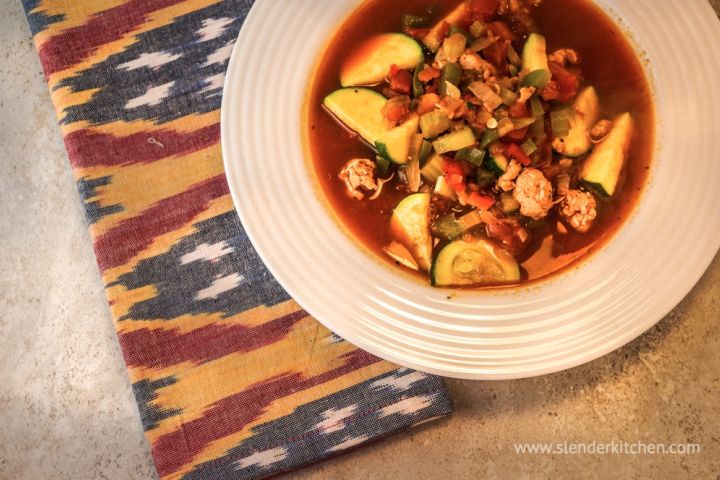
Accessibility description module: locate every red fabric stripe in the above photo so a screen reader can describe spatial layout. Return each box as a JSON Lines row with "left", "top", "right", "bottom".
{"left": 119, "top": 310, "right": 310, "bottom": 368}
{"left": 94, "top": 174, "right": 229, "bottom": 271}
{"left": 65, "top": 124, "right": 220, "bottom": 168}
{"left": 153, "top": 349, "right": 381, "bottom": 477}
{"left": 38, "top": 0, "right": 184, "bottom": 76}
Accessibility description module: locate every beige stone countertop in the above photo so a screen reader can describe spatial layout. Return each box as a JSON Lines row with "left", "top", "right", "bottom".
{"left": 1, "top": 1, "right": 719, "bottom": 479}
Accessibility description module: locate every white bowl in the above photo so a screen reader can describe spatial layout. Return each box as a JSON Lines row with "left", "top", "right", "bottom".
{"left": 222, "top": 0, "right": 720, "bottom": 379}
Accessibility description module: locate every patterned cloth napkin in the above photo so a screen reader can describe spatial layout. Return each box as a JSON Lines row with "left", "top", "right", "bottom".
{"left": 22, "top": 0, "right": 453, "bottom": 478}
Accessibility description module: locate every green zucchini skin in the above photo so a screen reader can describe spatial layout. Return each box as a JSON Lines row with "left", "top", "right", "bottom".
{"left": 581, "top": 112, "right": 634, "bottom": 197}
{"left": 431, "top": 238, "right": 521, "bottom": 287}
{"left": 553, "top": 86, "right": 601, "bottom": 158}
{"left": 521, "top": 33, "right": 551, "bottom": 88}
{"left": 323, "top": 88, "right": 388, "bottom": 146}
{"left": 375, "top": 115, "right": 420, "bottom": 165}
{"left": 340, "top": 33, "right": 424, "bottom": 87}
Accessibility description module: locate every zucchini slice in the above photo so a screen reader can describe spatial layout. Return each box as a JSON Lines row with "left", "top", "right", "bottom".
{"left": 553, "top": 86, "right": 601, "bottom": 157}
{"left": 521, "top": 33, "right": 551, "bottom": 88}
{"left": 486, "top": 153, "right": 509, "bottom": 176}
{"left": 323, "top": 88, "right": 387, "bottom": 146}
{"left": 341, "top": 33, "right": 425, "bottom": 87}
{"left": 390, "top": 193, "right": 433, "bottom": 271}
{"left": 581, "top": 112, "right": 634, "bottom": 197}
{"left": 423, "top": 1, "right": 469, "bottom": 52}
{"left": 431, "top": 238, "right": 521, "bottom": 287}
{"left": 375, "top": 115, "right": 420, "bottom": 165}
{"left": 432, "top": 127, "right": 476, "bottom": 154}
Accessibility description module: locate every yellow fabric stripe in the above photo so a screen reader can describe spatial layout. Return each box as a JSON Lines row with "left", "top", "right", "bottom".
{"left": 31, "top": 0, "right": 129, "bottom": 48}
{"left": 45, "top": 0, "right": 223, "bottom": 85}
{"left": 115, "top": 300, "right": 302, "bottom": 337}
{"left": 168, "top": 361, "right": 397, "bottom": 480}
{"left": 80, "top": 146, "right": 225, "bottom": 237}
{"left": 100, "top": 195, "right": 234, "bottom": 285}
{"left": 144, "top": 318, "right": 357, "bottom": 440}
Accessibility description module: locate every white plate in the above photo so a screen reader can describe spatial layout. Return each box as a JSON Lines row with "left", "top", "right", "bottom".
{"left": 222, "top": 0, "right": 720, "bottom": 379}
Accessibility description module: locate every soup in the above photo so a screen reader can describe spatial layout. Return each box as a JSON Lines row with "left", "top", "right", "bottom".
{"left": 306, "top": 0, "right": 654, "bottom": 288}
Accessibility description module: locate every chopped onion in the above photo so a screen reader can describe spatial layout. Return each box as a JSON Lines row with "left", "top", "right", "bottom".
{"left": 468, "top": 81, "right": 503, "bottom": 111}
{"left": 444, "top": 81, "right": 461, "bottom": 99}
{"left": 497, "top": 117, "right": 516, "bottom": 137}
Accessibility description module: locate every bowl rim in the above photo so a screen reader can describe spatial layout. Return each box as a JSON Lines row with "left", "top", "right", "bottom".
{"left": 221, "top": 0, "right": 720, "bottom": 379}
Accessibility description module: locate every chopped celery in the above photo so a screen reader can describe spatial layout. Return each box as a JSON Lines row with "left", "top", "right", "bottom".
{"left": 419, "top": 140, "right": 433, "bottom": 165}
{"left": 530, "top": 96, "right": 544, "bottom": 118}
{"left": 551, "top": 109, "right": 571, "bottom": 137}
{"left": 412, "top": 64, "right": 425, "bottom": 98}
{"left": 402, "top": 14, "right": 430, "bottom": 27}
{"left": 522, "top": 69, "right": 552, "bottom": 88}
{"left": 470, "top": 36, "right": 496, "bottom": 52}
{"left": 433, "top": 127, "right": 477, "bottom": 154}
{"left": 469, "top": 20, "right": 487, "bottom": 39}
{"left": 500, "top": 87, "right": 519, "bottom": 106}
{"left": 439, "top": 62, "right": 462, "bottom": 95}
{"left": 479, "top": 129, "right": 499, "bottom": 150}
{"left": 455, "top": 147, "right": 486, "bottom": 167}
{"left": 420, "top": 110, "right": 452, "bottom": 138}
{"left": 421, "top": 153, "right": 445, "bottom": 183}
{"left": 507, "top": 45, "right": 522, "bottom": 67}
{"left": 521, "top": 138, "right": 538, "bottom": 155}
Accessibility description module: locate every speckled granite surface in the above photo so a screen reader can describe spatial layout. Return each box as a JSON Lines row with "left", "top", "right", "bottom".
{"left": 1, "top": 1, "right": 718, "bottom": 479}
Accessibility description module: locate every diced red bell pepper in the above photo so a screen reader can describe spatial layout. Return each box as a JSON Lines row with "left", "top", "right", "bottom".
{"left": 442, "top": 159, "right": 467, "bottom": 193}
{"left": 466, "top": 192, "right": 496, "bottom": 210}
{"left": 504, "top": 142, "right": 532, "bottom": 166}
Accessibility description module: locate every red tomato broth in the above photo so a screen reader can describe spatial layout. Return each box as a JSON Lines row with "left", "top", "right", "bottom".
{"left": 305, "top": 0, "right": 655, "bottom": 286}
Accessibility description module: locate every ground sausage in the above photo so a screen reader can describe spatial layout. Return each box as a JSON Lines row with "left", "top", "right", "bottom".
{"left": 338, "top": 159, "right": 377, "bottom": 200}
{"left": 513, "top": 168, "right": 554, "bottom": 220}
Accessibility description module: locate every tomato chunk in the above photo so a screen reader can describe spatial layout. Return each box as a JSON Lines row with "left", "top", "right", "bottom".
{"left": 504, "top": 143, "right": 532, "bottom": 166}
